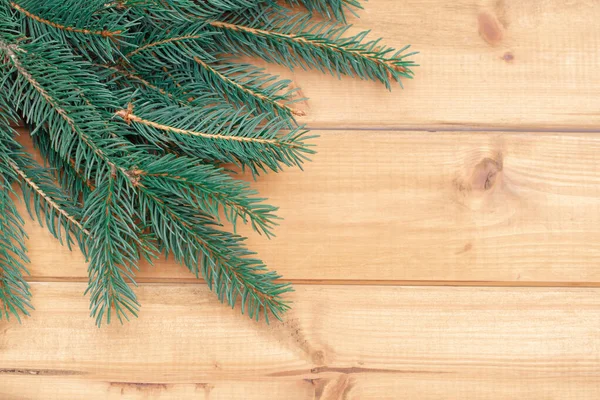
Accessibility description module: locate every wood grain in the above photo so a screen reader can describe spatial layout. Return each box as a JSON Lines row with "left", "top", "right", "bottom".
{"left": 4, "top": 1, "right": 600, "bottom": 399}
{"left": 267, "top": 0, "right": 600, "bottom": 130}
{"left": 1, "top": 283, "right": 600, "bottom": 399}
{"left": 0, "top": 378, "right": 309, "bottom": 400}
{"left": 19, "top": 131, "right": 600, "bottom": 283}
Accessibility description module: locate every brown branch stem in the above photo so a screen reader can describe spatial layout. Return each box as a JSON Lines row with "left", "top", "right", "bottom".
{"left": 126, "top": 35, "right": 203, "bottom": 57}
{"left": 193, "top": 56, "right": 304, "bottom": 117}
{"left": 9, "top": 161, "right": 90, "bottom": 236}
{"left": 115, "top": 107, "right": 293, "bottom": 147}
{"left": 11, "top": 2, "right": 121, "bottom": 38}
{"left": 209, "top": 20, "right": 406, "bottom": 73}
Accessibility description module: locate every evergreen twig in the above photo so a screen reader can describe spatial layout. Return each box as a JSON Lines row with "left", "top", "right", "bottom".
{"left": 0, "top": 0, "right": 416, "bottom": 325}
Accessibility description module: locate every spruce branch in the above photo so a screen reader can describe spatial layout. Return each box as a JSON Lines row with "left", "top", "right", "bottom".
{"left": 138, "top": 185, "right": 290, "bottom": 321}
{"left": 116, "top": 105, "right": 295, "bottom": 145}
{"left": 285, "top": 0, "right": 362, "bottom": 22}
{"left": 0, "top": 101, "right": 32, "bottom": 322}
{"left": 208, "top": 12, "right": 416, "bottom": 89}
{"left": 9, "top": 0, "right": 132, "bottom": 61}
{"left": 193, "top": 56, "right": 306, "bottom": 122}
{"left": 94, "top": 63, "right": 177, "bottom": 101}
{"left": 115, "top": 99, "right": 315, "bottom": 174}
{"left": 125, "top": 0, "right": 261, "bottom": 23}
{"left": 0, "top": 0, "right": 416, "bottom": 325}
{"left": 122, "top": 24, "right": 214, "bottom": 72}
{"left": 0, "top": 174, "right": 32, "bottom": 322}
{"left": 0, "top": 38, "right": 145, "bottom": 184}
{"left": 10, "top": 2, "right": 122, "bottom": 38}
{"left": 139, "top": 154, "right": 279, "bottom": 236}
{"left": 126, "top": 34, "right": 205, "bottom": 58}
{"left": 0, "top": 39, "right": 114, "bottom": 170}
{"left": 33, "top": 130, "right": 97, "bottom": 196}
{"left": 83, "top": 173, "right": 148, "bottom": 326}
{"left": 10, "top": 158, "right": 90, "bottom": 246}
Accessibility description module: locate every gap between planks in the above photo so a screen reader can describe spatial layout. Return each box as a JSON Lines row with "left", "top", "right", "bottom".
{"left": 307, "top": 124, "right": 600, "bottom": 133}
{"left": 24, "top": 276, "right": 600, "bottom": 288}
{"left": 14, "top": 124, "right": 600, "bottom": 135}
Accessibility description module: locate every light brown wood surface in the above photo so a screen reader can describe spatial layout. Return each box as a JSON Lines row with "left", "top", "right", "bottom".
{"left": 3, "top": 0, "right": 600, "bottom": 399}
{"left": 18, "top": 130, "right": 600, "bottom": 284}
{"left": 2, "top": 284, "right": 600, "bottom": 400}
{"left": 281, "top": 0, "right": 600, "bottom": 130}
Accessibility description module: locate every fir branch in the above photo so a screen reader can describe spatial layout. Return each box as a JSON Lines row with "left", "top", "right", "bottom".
{"left": 83, "top": 173, "right": 150, "bottom": 326}
{"left": 10, "top": 2, "right": 122, "bottom": 38}
{"left": 0, "top": 0, "right": 415, "bottom": 325}
{"left": 94, "top": 63, "right": 175, "bottom": 100}
{"left": 193, "top": 56, "right": 305, "bottom": 120}
{"left": 117, "top": 105, "right": 296, "bottom": 145}
{"left": 285, "top": 0, "right": 362, "bottom": 22}
{"left": 209, "top": 12, "right": 416, "bottom": 89}
{"left": 9, "top": 160, "right": 90, "bottom": 240}
{"left": 114, "top": 98, "right": 315, "bottom": 174}
{"left": 138, "top": 186, "right": 290, "bottom": 321}
{"left": 139, "top": 154, "right": 279, "bottom": 236}
{"left": 0, "top": 102, "right": 32, "bottom": 322}
{"left": 126, "top": 34, "right": 205, "bottom": 57}
{"left": 33, "top": 130, "right": 97, "bottom": 195}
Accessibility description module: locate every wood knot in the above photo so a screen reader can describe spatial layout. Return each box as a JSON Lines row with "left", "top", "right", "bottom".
{"left": 291, "top": 109, "right": 306, "bottom": 117}
{"left": 471, "top": 157, "right": 503, "bottom": 191}
{"left": 478, "top": 12, "right": 503, "bottom": 46}
{"left": 502, "top": 52, "right": 514, "bottom": 62}
{"left": 311, "top": 350, "right": 326, "bottom": 365}
{"left": 452, "top": 152, "right": 510, "bottom": 210}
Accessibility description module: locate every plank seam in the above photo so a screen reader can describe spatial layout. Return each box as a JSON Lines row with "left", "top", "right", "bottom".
{"left": 24, "top": 277, "right": 600, "bottom": 288}
{"left": 307, "top": 125, "right": 600, "bottom": 133}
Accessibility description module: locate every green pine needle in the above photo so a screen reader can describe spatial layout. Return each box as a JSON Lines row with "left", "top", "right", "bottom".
{"left": 0, "top": 0, "right": 416, "bottom": 325}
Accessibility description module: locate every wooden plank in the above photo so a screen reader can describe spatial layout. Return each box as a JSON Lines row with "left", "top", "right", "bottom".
{"left": 0, "top": 377, "right": 309, "bottom": 400}
{"left": 1, "top": 283, "right": 600, "bottom": 399}
{"left": 265, "top": 0, "right": 600, "bottom": 130}
{"left": 18, "top": 130, "right": 600, "bottom": 283}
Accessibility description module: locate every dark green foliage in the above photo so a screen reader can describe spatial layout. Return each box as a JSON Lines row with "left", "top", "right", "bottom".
{"left": 0, "top": 0, "right": 415, "bottom": 325}
{"left": 285, "top": 0, "right": 362, "bottom": 22}
{"left": 0, "top": 99, "right": 32, "bottom": 322}
{"left": 83, "top": 173, "right": 152, "bottom": 325}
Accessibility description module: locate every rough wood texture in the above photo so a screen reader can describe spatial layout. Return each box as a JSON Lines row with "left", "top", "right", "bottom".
{"left": 19, "top": 131, "right": 600, "bottom": 283}
{"left": 2, "top": 284, "right": 600, "bottom": 400}
{"left": 278, "top": 0, "right": 600, "bottom": 130}
{"left": 3, "top": 1, "right": 600, "bottom": 398}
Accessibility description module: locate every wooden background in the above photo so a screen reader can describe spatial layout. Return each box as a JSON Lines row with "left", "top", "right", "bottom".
{"left": 3, "top": 0, "right": 600, "bottom": 398}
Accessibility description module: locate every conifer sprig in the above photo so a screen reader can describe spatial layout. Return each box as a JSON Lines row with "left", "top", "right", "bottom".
{"left": 11, "top": 158, "right": 90, "bottom": 249}
{"left": 0, "top": 0, "right": 416, "bottom": 325}
{"left": 0, "top": 102, "right": 32, "bottom": 322}
{"left": 285, "top": 0, "right": 362, "bottom": 22}
{"left": 9, "top": 0, "right": 133, "bottom": 61}
{"left": 208, "top": 8, "right": 417, "bottom": 89}
{"left": 83, "top": 173, "right": 148, "bottom": 325}
{"left": 193, "top": 57, "right": 306, "bottom": 123}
